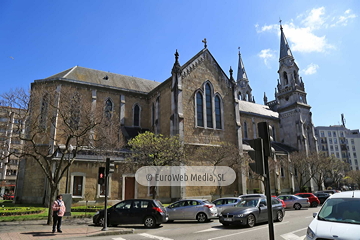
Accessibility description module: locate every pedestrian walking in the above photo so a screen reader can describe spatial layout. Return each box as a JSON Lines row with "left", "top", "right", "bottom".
{"left": 52, "top": 194, "right": 66, "bottom": 233}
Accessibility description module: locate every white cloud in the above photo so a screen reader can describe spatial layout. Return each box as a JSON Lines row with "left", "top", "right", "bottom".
{"left": 281, "top": 23, "right": 334, "bottom": 53}
{"left": 255, "top": 24, "right": 277, "bottom": 33}
{"left": 333, "top": 9, "right": 357, "bottom": 26}
{"left": 301, "top": 7, "right": 326, "bottom": 30}
{"left": 303, "top": 63, "right": 319, "bottom": 75}
{"left": 258, "top": 49, "right": 276, "bottom": 66}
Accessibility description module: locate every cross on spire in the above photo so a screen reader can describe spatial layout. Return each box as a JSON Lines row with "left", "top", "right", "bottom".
{"left": 202, "top": 38, "right": 207, "bottom": 48}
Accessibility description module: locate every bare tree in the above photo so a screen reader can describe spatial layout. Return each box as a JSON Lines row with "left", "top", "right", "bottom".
{"left": 0, "top": 85, "right": 123, "bottom": 224}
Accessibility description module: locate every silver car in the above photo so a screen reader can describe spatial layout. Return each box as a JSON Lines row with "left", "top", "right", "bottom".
{"left": 212, "top": 197, "right": 242, "bottom": 214}
{"left": 166, "top": 199, "right": 218, "bottom": 223}
{"left": 278, "top": 194, "right": 310, "bottom": 210}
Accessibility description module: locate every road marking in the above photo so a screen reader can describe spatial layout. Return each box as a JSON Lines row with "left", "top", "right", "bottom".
{"left": 112, "top": 238, "right": 127, "bottom": 240}
{"left": 195, "top": 228, "right": 221, "bottom": 233}
{"left": 280, "top": 227, "right": 308, "bottom": 240}
{"left": 138, "top": 233, "right": 174, "bottom": 240}
{"left": 208, "top": 221, "right": 289, "bottom": 240}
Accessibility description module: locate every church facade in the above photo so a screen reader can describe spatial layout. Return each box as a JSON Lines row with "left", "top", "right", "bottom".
{"left": 16, "top": 26, "right": 318, "bottom": 204}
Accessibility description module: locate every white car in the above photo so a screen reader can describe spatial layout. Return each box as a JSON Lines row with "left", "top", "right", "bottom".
{"left": 306, "top": 191, "right": 360, "bottom": 240}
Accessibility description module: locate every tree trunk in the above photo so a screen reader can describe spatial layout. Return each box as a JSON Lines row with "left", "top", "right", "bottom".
{"left": 46, "top": 187, "right": 56, "bottom": 225}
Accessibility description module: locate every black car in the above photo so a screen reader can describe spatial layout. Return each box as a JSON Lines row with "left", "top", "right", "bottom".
{"left": 219, "top": 197, "right": 285, "bottom": 227}
{"left": 93, "top": 199, "right": 168, "bottom": 228}
{"left": 314, "top": 192, "right": 330, "bottom": 204}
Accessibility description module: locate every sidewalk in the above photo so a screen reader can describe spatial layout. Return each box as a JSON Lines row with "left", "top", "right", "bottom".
{"left": 0, "top": 218, "right": 134, "bottom": 240}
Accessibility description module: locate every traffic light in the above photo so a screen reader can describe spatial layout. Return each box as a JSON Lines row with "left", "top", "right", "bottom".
{"left": 258, "top": 122, "right": 275, "bottom": 157}
{"left": 106, "top": 158, "right": 115, "bottom": 175}
{"left": 98, "top": 167, "right": 105, "bottom": 185}
{"left": 248, "top": 138, "right": 264, "bottom": 175}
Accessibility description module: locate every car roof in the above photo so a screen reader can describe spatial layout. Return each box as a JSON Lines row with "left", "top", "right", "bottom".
{"left": 213, "top": 197, "right": 241, "bottom": 200}
{"left": 327, "top": 190, "right": 360, "bottom": 199}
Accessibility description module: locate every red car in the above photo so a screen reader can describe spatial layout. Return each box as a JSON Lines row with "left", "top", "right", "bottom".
{"left": 294, "top": 193, "right": 320, "bottom": 207}
{"left": 3, "top": 193, "right": 14, "bottom": 200}
{"left": 272, "top": 196, "right": 286, "bottom": 208}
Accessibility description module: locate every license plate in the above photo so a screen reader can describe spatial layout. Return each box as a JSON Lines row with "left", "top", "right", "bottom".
{"left": 224, "top": 218, "right": 233, "bottom": 221}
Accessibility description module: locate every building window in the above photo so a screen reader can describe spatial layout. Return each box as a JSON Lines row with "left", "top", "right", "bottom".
{"left": 104, "top": 99, "right": 113, "bottom": 119}
{"left": 196, "top": 92, "right": 204, "bottom": 127}
{"left": 351, "top": 139, "right": 355, "bottom": 145}
{"left": 320, "top": 131, "right": 325, "bottom": 137}
{"left": 334, "top": 138, "right": 338, "bottom": 144}
{"left": 330, "top": 145, "right": 334, "bottom": 151}
{"left": 335, "top": 145, "right": 339, "bottom": 151}
{"left": 40, "top": 94, "right": 49, "bottom": 128}
{"left": 340, "top": 132, "right": 344, "bottom": 137}
{"left": 329, "top": 139, "right": 333, "bottom": 144}
{"left": 353, "top": 146, "right": 356, "bottom": 151}
{"left": 333, "top": 131, "right": 336, "bottom": 137}
{"left": 354, "top": 153, "right": 357, "bottom": 158}
{"left": 336, "top": 152, "right": 340, "bottom": 158}
{"left": 328, "top": 131, "right": 331, "bottom": 137}
{"left": 243, "top": 121, "right": 248, "bottom": 139}
{"left": 205, "top": 84, "right": 213, "bottom": 128}
{"left": 72, "top": 175, "right": 84, "bottom": 197}
{"left": 355, "top": 159, "right": 358, "bottom": 165}
{"left": 133, "top": 104, "right": 140, "bottom": 127}
{"left": 215, "top": 95, "right": 222, "bottom": 129}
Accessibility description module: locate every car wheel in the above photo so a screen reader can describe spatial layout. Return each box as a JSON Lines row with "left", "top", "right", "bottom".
{"left": 144, "top": 216, "right": 156, "bottom": 228}
{"left": 294, "top": 203, "right": 301, "bottom": 210}
{"left": 196, "top": 212, "right": 207, "bottom": 223}
{"left": 98, "top": 217, "right": 105, "bottom": 227}
{"left": 311, "top": 202, "right": 318, "bottom": 207}
{"left": 246, "top": 214, "right": 255, "bottom": 228}
{"left": 275, "top": 210, "right": 283, "bottom": 222}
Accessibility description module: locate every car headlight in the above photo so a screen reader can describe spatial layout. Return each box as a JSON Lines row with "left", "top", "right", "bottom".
{"left": 306, "top": 227, "right": 315, "bottom": 239}
{"left": 237, "top": 214, "right": 244, "bottom": 217}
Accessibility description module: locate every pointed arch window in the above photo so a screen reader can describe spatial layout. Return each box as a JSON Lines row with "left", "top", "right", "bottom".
{"left": 205, "top": 84, "right": 213, "bottom": 128}
{"left": 104, "top": 99, "right": 113, "bottom": 119}
{"left": 133, "top": 104, "right": 140, "bottom": 127}
{"left": 215, "top": 95, "right": 222, "bottom": 129}
{"left": 196, "top": 92, "right": 204, "bottom": 127}
{"left": 238, "top": 92, "right": 242, "bottom": 100}
{"left": 283, "top": 72, "right": 288, "bottom": 85}
{"left": 243, "top": 121, "right": 248, "bottom": 139}
{"left": 40, "top": 93, "right": 49, "bottom": 128}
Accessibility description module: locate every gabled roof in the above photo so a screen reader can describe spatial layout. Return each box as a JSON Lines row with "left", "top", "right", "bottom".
{"left": 239, "top": 100, "right": 279, "bottom": 119}
{"left": 41, "top": 66, "right": 161, "bottom": 93}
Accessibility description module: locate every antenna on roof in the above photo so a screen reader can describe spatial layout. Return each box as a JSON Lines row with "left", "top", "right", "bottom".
{"left": 341, "top": 113, "right": 346, "bottom": 128}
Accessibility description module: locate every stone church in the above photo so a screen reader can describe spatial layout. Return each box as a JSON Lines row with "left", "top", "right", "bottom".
{"left": 16, "top": 25, "right": 317, "bottom": 205}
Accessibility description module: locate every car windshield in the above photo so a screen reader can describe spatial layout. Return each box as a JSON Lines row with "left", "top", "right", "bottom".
{"left": 317, "top": 198, "right": 360, "bottom": 224}
{"left": 236, "top": 198, "right": 259, "bottom": 207}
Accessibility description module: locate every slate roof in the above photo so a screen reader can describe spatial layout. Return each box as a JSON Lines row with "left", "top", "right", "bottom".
{"left": 239, "top": 100, "right": 279, "bottom": 119}
{"left": 41, "top": 66, "right": 161, "bottom": 94}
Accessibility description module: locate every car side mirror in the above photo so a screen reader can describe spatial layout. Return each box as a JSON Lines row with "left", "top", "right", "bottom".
{"left": 313, "top": 212, "right": 317, "bottom": 218}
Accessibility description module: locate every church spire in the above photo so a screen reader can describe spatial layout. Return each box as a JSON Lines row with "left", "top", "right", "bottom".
{"left": 279, "top": 22, "right": 293, "bottom": 60}
{"left": 237, "top": 48, "right": 248, "bottom": 81}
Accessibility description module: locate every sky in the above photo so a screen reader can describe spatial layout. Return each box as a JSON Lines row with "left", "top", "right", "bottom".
{"left": 1, "top": 0, "right": 359, "bottom": 130}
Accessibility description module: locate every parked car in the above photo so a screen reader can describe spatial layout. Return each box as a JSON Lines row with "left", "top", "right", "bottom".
{"left": 93, "top": 199, "right": 168, "bottom": 228}
{"left": 239, "top": 193, "right": 266, "bottom": 198}
{"left": 306, "top": 191, "right": 360, "bottom": 240}
{"left": 272, "top": 195, "right": 286, "bottom": 208}
{"left": 3, "top": 193, "right": 14, "bottom": 200}
{"left": 314, "top": 192, "right": 330, "bottom": 204}
{"left": 318, "top": 189, "right": 341, "bottom": 195}
{"left": 212, "top": 197, "right": 242, "bottom": 214}
{"left": 219, "top": 197, "right": 285, "bottom": 227}
{"left": 295, "top": 193, "right": 320, "bottom": 207}
{"left": 166, "top": 199, "right": 217, "bottom": 223}
{"left": 277, "top": 194, "right": 310, "bottom": 210}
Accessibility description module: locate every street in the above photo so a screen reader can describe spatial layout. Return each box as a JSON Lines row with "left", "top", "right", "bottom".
{"left": 74, "top": 207, "right": 316, "bottom": 240}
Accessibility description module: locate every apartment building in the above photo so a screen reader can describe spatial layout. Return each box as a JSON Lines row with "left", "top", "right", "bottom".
{"left": 315, "top": 125, "right": 360, "bottom": 171}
